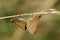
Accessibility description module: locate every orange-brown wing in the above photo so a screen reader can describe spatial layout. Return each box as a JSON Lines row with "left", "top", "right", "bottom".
{"left": 27, "top": 15, "right": 41, "bottom": 34}
{"left": 14, "top": 21, "right": 27, "bottom": 30}
{"left": 12, "top": 18, "right": 27, "bottom": 30}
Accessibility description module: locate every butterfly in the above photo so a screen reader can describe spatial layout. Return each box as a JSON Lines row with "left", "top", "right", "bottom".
{"left": 11, "top": 15, "right": 42, "bottom": 34}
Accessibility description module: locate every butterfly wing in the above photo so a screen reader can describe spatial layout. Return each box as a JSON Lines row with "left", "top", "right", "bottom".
{"left": 27, "top": 15, "right": 41, "bottom": 34}
{"left": 12, "top": 17, "right": 27, "bottom": 30}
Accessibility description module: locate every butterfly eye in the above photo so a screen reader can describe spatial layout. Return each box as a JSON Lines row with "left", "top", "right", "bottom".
{"left": 12, "top": 17, "right": 27, "bottom": 30}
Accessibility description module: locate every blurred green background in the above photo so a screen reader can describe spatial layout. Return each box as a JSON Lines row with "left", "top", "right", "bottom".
{"left": 0, "top": 0, "right": 60, "bottom": 40}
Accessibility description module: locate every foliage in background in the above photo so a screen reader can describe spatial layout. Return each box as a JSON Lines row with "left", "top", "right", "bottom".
{"left": 0, "top": 0, "right": 60, "bottom": 40}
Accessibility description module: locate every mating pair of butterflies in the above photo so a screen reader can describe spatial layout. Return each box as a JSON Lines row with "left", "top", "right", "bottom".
{"left": 12, "top": 15, "right": 42, "bottom": 34}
